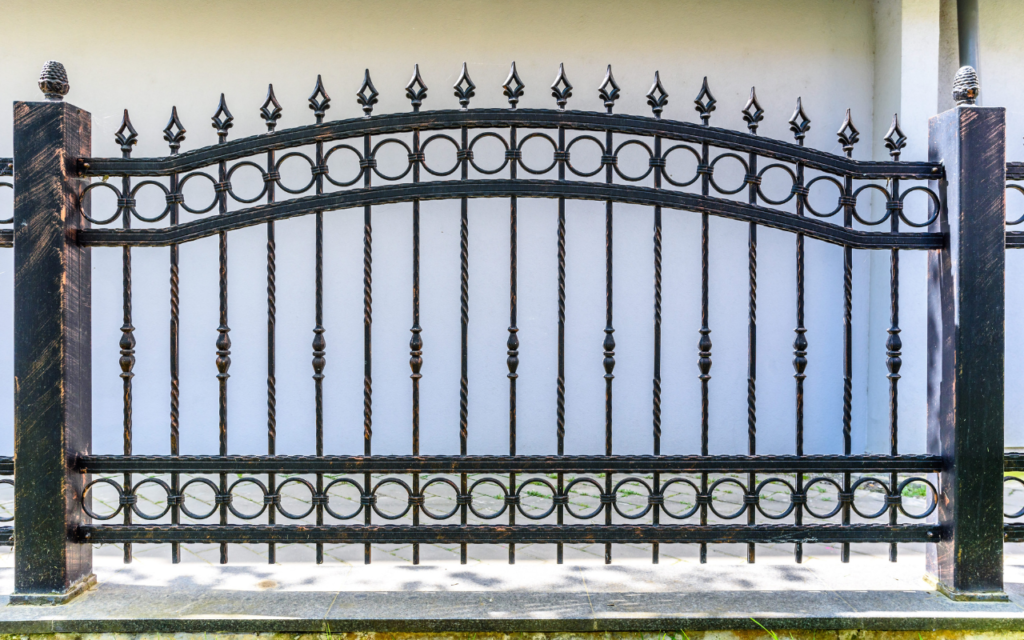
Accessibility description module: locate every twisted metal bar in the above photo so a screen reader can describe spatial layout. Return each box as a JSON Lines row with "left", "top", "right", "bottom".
{"left": 744, "top": 97, "right": 760, "bottom": 564}
{"left": 459, "top": 121, "right": 470, "bottom": 565}
{"left": 652, "top": 132, "right": 663, "bottom": 565}
{"left": 555, "top": 124, "right": 567, "bottom": 565}
{"left": 841, "top": 142, "right": 855, "bottom": 564}
{"left": 363, "top": 129, "right": 374, "bottom": 565}
{"left": 167, "top": 119, "right": 182, "bottom": 565}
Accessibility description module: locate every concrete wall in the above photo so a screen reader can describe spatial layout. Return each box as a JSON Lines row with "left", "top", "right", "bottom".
{"left": 0, "top": 0, "right": 1018, "bottom": 458}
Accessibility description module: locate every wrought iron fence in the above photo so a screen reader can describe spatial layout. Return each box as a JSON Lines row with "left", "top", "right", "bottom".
{"left": 0, "top": 60, "right": 1012, "bottom": 604}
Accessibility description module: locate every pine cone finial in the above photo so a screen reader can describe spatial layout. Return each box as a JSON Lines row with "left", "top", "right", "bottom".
{"left": 38, "top": 61, "right": 69, "bottom": 101}
{"left": 953, "top": 66, "right": 980, "bottom": 106}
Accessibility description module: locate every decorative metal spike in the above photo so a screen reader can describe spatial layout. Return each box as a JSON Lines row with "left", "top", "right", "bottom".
{"left": 38, "top": 60, "right": 69, "bottom": 101}
{"left": 163, "top": 106, "right": 187, "bottom": 153}
{"left": 837, "top": 109, "right": 860, "bottom": 155}
{"left": 405, "top": 64, "right": 428, "bottom": 112}
{"left": 308, "top": 75, "right": 331, "bottom": 123}
{"left": 693, "top": 76, "right": 717, "bottom": 125}
{"left": 741, "top": 87, "right": 764, "bottom": 133}
{"left": 598, "top": 65, "right": 620, "bottom": 113}
{"left": 115, "top": 109, "right": 139, "bottom": 155}
{"left": 884, "top": 113, "right": 908, "bottom": 160}
{"left": 645, "top": 71, "right": 669, "bottom": 119}
{"left": 453, "top": 62, "right": 476, "bottom": 110}
{"left": 953, "top": 65, "right": 980, "bottom": 106}
{"left": 788, "top": 97, "right": 811, "bottom": 142}
{"left": 356, "top": 69, "right": 379, "bottom": 117}
{"left": 211, "top": 93, "right": 234, "bottom": 140}
{"left": 550, "top": 63, "right": 573, "bottom": 110}
{"left": 260, "top": 84, "right": 283, "bottom": 131}
{"left": 503, "top": 61, "right": 525, "bottom": 109}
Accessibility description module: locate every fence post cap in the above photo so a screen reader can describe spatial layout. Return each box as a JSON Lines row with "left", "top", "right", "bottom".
{"left": 38, "top": 61, "right": 69, "bottom": 102}
{"left": 953, "top": 66, "right": 979, "bottom": 106}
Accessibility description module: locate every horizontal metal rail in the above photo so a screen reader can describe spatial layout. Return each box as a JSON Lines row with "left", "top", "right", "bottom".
{"left": 79, "top": 523, "right": 940, "bottom": 545}
{"left": 79, "top": 110, "right": 943, "bottom": 180}
{"left": 77, "top": 453, "right": 942, "bottom": 474}
{"left": 1007, "top": 162, "right": 1024, "bottom": 181}
{"left": 78, "top": 180, "right": 942, "bottom": 249}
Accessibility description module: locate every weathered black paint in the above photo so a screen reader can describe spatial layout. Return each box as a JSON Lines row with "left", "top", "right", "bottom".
{"left": 12, "top": 101, "right": 93, "bottom": 601}
{"left": 77, "top": 453, "right": 941, "bottom": 474}
{"left": 927, "top": 106, "right": 1006, "bottom": 600}
{"left": 80, "top": 523, "right": 939, "bottom": 545}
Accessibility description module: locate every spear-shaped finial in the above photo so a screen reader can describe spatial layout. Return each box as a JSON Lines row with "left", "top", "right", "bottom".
{"left": 308, "top": 75, "right": 331, "bottom": 124}
{"left": 453, "top": 62, "right": 476, "bottom": 110}
{"left": 212, "top": 93, "right": 234, "bottom": 142}
{"left": 837, "top": 109, "right": 859, "bottom": 157}
{"left": 163, "top": 106, "right": 187, "bottom": 153}
{"left": 741, "top": 87, "right": 764, "bottom": 134}
{"left": 598, "top": 65, "right": 620, "bottom": 114}
{"left": 115, "top": 109, "right": 138, "bottom": 157}
{"left": 260, "top": 84, "right": 283, "bottom": 131}
{"left": 503, "top": 62, "right": 525, "bottom": 109}
{"left": 645, "top": 71, "right": 669, "bottom": 119}
{"left": 551, "top": 63, "right": 572, "bottom": 110}
{"left": 693, "top": 76, "right": 716, "bottom": 125}
{"left": 405, "top": 64, "right": 428, "bottom": 112}
{"left": 356, "top": 69, "right": 379, "bottom": 117}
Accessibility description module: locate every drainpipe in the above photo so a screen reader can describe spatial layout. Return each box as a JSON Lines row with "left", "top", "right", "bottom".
{"left": 957, "top": 0, "right": 980, "bottom": 72}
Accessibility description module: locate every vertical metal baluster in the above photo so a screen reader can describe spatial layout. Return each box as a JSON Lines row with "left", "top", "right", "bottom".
{"left": 163, "top": 107, "right": 186, "bottom": 565}
{"left": 212, "top": 94, "right": 234, "bottom": 565}
{"left": 788, "top": 98, "right": 810, "bottom": 564}
{"left": 884, "top": 114, "right": 906, "bottom": 563}
{"left": 549, "top": 65, "right": 571, "bottom": 564}
{"left": 556, "top": 124, "right": 567, "bottom": 566}
{"left": 363, "top": 130, "right": 373, "bottom": 565}
{"left": 115, "top": 110, "right": 137, "bottom": 565}
{"left": 599, "top": 67, "right": 619, "bottom": 566}
{"left": 508, "top": 122, "right": 519, "bottom": 565}
{"left": 454, "top": 63, "right": 475, "bottom": 566}
{"left": 695, "top": 78, "right": 716, "bottom": 565}
{"left": 261, "top": 85, "right": 282, "bottom": 565}
{"left": 309, "top": 76, "right": 330, "bottom": 565}
{"left": 357, "top": 70, "right": 378, "bottom": 566}
{"left": 837, "top": 109, "right": 859, "bottom": 564}
{"left": 741, "top": 89, "right": 763, "bottom": 564}
{"left": 410, "top": 129, "right": 422, "bottom": 564}
{"left": 406, "top": 65, "right": 426, "bottom": 566}
{"left": 212, "top": 96, "right": 234, "bottom": 564}
{"left": 651, "top": 135, "right": 662, "bottom": 565}
{"left": 645, "top": 73, "right": 668, "bottom": 565}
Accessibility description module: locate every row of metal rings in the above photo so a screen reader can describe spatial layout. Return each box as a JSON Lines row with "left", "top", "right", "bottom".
{"left": 0, "top": 181, "right": 11, "bottom": 224}
{"left": 81, "top": 474, "right": 937, "bottom": 523}
{"left": 1006, "top": 183, "right": 1024, "bottom": 225}
{"left": 75, "top": 156, "right": 941, "bottom": 230}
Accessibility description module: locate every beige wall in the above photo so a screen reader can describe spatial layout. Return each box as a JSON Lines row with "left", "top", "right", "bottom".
{"left": 0, "top": 0, "right": 1019, "bottom": 456}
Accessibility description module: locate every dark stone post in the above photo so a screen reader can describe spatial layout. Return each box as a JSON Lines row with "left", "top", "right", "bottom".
{"left": 11, "top": 61, "right": 94, "bottom": 604}
{"left": 926, "top": 66, "right": 1006, "bottom": 601}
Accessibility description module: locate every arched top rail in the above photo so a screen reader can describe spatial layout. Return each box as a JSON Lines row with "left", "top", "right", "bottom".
{"left": 77, "top": 179, "right": 942, "bottom": 250}
{"left": 80, "top": 109, "right": 942, "bottom": 180}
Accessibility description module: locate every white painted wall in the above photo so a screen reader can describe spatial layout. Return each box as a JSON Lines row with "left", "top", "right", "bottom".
{"left": 0, "top": 0, "right": 1019, "bottom": 458}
